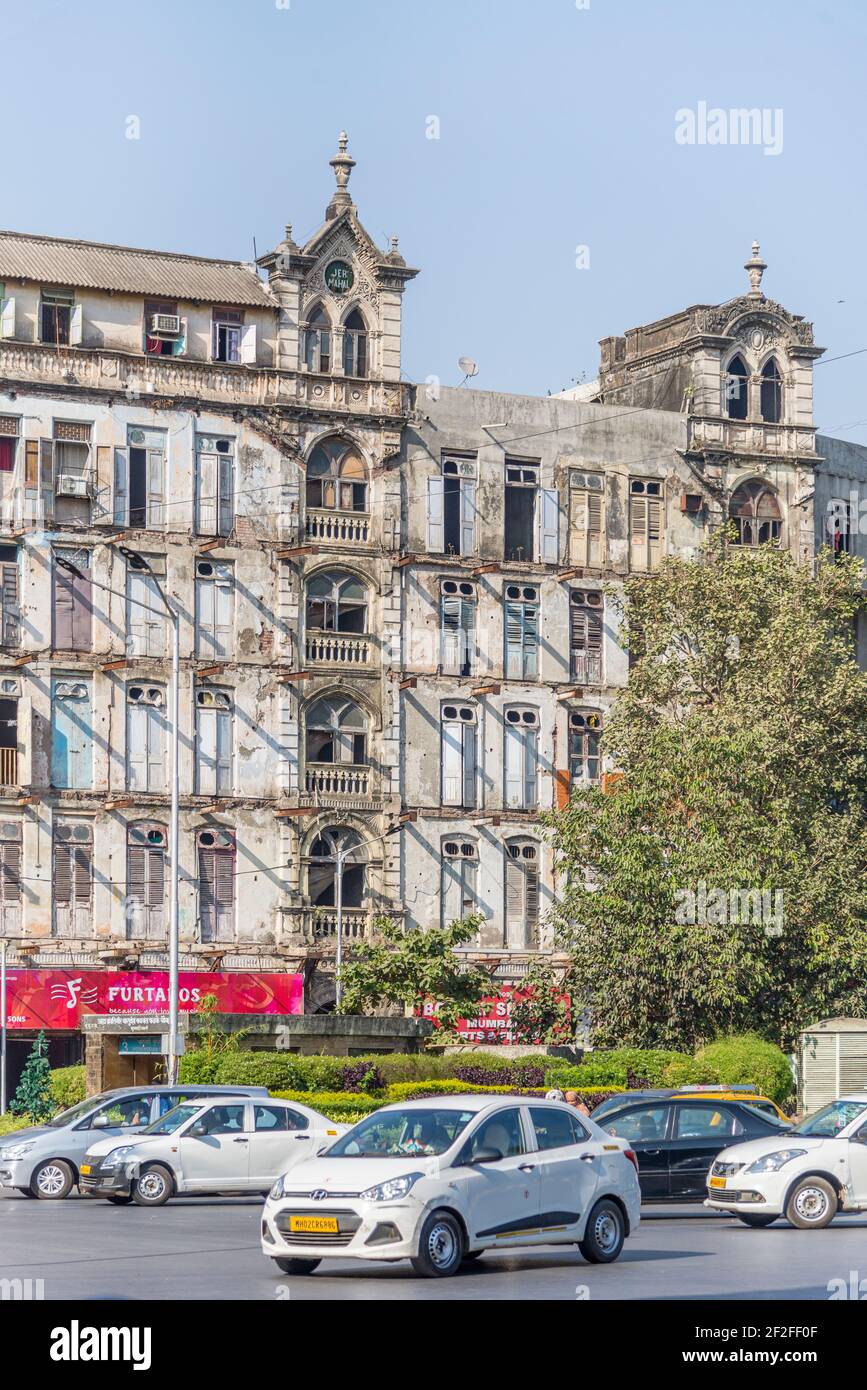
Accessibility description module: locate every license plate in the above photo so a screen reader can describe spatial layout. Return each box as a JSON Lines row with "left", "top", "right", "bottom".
{"left": 288, "top": 1215, "right": 338, "bottom": 1234}
{"left": 80, "top": 1165, "right": 92, "bottom": 1175}
{"left": 709, "top": 1176, "right": 726, "bottom": 1190}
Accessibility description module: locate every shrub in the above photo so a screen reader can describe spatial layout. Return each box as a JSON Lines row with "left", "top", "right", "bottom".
{"left": 550, "top": 1049, "right": 694, "bottom": 1089}
{"left": 694, "top": 1034, "right": 794, "bottom": 1105}
{"left": 0, "top": 1112, "right": 22, "bottom": 1135}
{"left": 270, "top": 1090, "right": 381, "bottom": 1121}
{"left": 49, "top": 1065, "right": 86, "bottom": 1112}
{"left": 339, "top": 1062, "right": 385, "bottom": 1094}
{"left": 451, "top": 1064, "right": 546, "bottom": 1089}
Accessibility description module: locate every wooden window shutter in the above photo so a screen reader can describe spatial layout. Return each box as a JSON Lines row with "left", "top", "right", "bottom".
{"left": 0, "top": 841, "right": 20, "bottom": 903}
{"left": 54, "top": 843, "right": 72, "bottom": 904}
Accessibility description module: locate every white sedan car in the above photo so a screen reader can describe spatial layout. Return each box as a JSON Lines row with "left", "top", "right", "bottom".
{"left": 79, "top": 1096, "right": 347, "bottom": 1206}
{"left": 705, "top": 1094, "right": 867, "bottom": 1228}
{"left": 262, "top": 1094, "right": 641, "bottom": 1278}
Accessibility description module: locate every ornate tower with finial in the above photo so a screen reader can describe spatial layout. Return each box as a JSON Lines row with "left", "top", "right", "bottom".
{"left": 257, "top": 132, "right": 418, "bottom": 383}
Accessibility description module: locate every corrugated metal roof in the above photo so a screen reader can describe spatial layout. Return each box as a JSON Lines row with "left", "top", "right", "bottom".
{"left": 0, "top": 230, "right": 275, "bottom": 309}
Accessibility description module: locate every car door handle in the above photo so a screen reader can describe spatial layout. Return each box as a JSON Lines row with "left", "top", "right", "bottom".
{"left": 294, "top": 1135, "right": 311, "bottom": 1141}
{"left": 233, "top": 1137, "right": 248, "bottom": 1143}
{"left": 518, "top": 1163, "right": 535, "bottom": 1172}
{"left": 579, "top": 1153, "right": 596, "bottom": 1162}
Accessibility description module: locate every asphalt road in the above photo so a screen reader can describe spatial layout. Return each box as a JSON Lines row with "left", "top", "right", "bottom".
{"left": 2, "top": 1190, "right": 865, "bottom": 1300}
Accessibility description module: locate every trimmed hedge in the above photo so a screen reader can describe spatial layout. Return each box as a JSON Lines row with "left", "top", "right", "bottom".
{"left": 50, "top": 1065, "right": 86, "bottom": 1111}
{"left": 270, "top": 1080, "right": 626, "bottom": 1120}
{"left": 694, "top": 1034, "right": 794, "bottom": 1106}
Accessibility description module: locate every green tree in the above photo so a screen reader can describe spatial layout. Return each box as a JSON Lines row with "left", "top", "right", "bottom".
{"left": 336, "top": 915, "right": 491, "bottom": 1031}
{"left": 10, "top": 1031, "right": 54, "bottom": 1123}
{"left": 546, "top": 532, "right": 867, "bottom": 1051}
{"left": 508, "top": 957, "right": 577, "bottom": 1046}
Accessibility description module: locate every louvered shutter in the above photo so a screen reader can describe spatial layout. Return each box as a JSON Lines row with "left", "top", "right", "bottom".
{"left": 147, "top": 846, "right": 165, "bottom": 909}
{"left": 127, "top": 844, "right": 146, "bottom": 934}
{"left": 0, "top": 841, "right": 20, "bottom": 903}
{"left": 647, "top": 496, "right": 663, "bottom": 569}
{"left": 199, "top": 848, "right": 216, "bottom": 941}
{"left": 463, "top": 722, "right": 476, "bottom": 808}
{"left": 570, "top": 604, "right": 587, "bottom": 682}
{"left": 147, "top": 705, "right": 165, "bottom": 790}
{"left": 215, "top": 707, "right": 233, "bottom": 792}
{"left": 539, "top": 487, "right": 560, "bottom": 563}
{"left": 73, "top": 844, "right": 92, "bottom": 904}
{"left": 587, "top": 608, "right": 603, "bottom": 683}
{"left": 218, "top": 457, "right": 234, "bottom": 536}
{"left": 523, "top": 605, "right": 538, "bottom": 679}
{"left": 629, "top": 495, "right": 647, "bottom": 569}
{"left": 127, "top": 702, "right": 148, "bottom": 790}
{"left": 197, "top": 453, "right": 218, "bottom": 535}
{"left": 55, "top": 843, "right": 72, "bottom": 905}
{"left": 505, "top": 853, "right": 523, "bottom": 944}
{"left": 460, "top": 481, "right": 476, "bottom": 555}
{"left": 441, "top": 596, "right": 462, "bottom": 674}
{"left": 427, "top": 478, "right": 444, "bottom": 552}
{"left": 196, "top": 575, "right": 216, "bottom": 657}
{"left": 147, "top": 449, "right": 165, "bottom": 528}
{"left": 196, "top": 706, "right": 216, "bottom": 794}
{"left": 504, "top": 602, "right": 523, "bottom": 680}
{"left": 504, "top": 724, "right": 523, "bottom": 807}
{"left": 525, "top": 862, "right": 540, "bottom": 932}
{"left": 523, "top": 728, "right": 538, "bottom": 806}
{"left": 54, "top": 567, "right": 75, "bottom": 649}
{"left": 113, "top": 447, "right": 129, "bottom": 526}
{"left": 441, "top": 721, "right": 463, "bottom": 806}
{"left": 0, "top": 561, "right": 18, "bottom": 645}
{"left": 39, "top": 439, "right": 54, "bottom": 520}
{"left": 214, "top": 571, "right": 233, "bottom": 656}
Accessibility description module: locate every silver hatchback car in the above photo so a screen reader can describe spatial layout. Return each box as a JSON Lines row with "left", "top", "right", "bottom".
{"left": 0, "top": 1085, "right": 268, "bottom": 1199}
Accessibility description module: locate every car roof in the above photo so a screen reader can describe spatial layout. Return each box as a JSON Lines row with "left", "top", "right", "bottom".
{"left": 376, "top": 1094, "right": 568, "bottom": 1114}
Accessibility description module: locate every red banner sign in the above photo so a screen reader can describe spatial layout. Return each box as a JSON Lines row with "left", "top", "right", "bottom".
{"left": 2, "top": 969, "right": 304, "bottom": 1031}
{"left": 420, "top": 987, "right": 571, "bottom": 1046}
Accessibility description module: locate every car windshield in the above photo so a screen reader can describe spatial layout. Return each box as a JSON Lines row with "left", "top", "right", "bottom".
{"left": 142, "top": 1103, "right": 204, "bottom": 1136}
{"left": 327, "top": 1108, "right": 476, "bottom": 1157}
{"left": 791, "top": 1100, "right": 867, "bottom": 1136}
{"left": 47, "top": 1094, "right": 111, "bottom": 1128}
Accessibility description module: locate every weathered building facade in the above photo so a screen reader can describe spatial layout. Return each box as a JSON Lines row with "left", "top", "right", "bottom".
{"left": 1, "top": 141, "right": 866, "bottom": 1069}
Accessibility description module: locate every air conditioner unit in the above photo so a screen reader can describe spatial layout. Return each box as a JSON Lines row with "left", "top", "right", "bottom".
{"left": 680, "top": 493, "right": 704, "bottom": 514}
{"left": 56, "top": 474, "right": 90, "bottom": 498}
{"left": 149, "top": 313, "right": 182, "bottom": 337}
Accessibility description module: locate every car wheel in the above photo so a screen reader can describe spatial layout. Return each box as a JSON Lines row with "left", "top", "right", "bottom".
{"left": 785, "top": 1176, "right": 837, "bottom": 1230}
{"left": 736, "top": 1213, "right": 778, "bottom": 1228}
{"left": 410, "top": 1210, "right": 465, "bottom": 1278}
{"left": 132, "top": 1165, "right": 173, "bottom": 1207}
{"left": 272, "top": 1257, "right": 321, "bottom": 1275}
{"left": 106, "top": 1195, "right": 134, "bottom": 1206}
{"left": 579, "top": 1199, "right": 625, "bottom": 1264}
{"left": 30, "top": 1159, "right": 74, "bottom": 1200}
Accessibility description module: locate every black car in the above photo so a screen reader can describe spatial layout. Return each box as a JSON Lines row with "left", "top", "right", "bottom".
{"left": 597, "top": 1097, "right": 790, "bottom": 1202}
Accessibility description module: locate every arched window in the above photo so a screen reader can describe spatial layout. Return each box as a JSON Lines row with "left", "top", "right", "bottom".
{"left": 760, "top": 358, "right": 782, "bottom": 423}
{"left": 725, "top": 354, "right": 750, "bottom": 420}
{"left": 729, "top": 480, "right": 782, "bottom": 546}
{"left": 504, "top": 837, "right": 540, "bottom": 948}
{"left": 342, "top": 308, "right": 368, "bottom": 378}
{"left": 304, "top": 303, "right": 331, "bottom": 373}
{"left": 305, "top": 697, "right": 367, "bottom": 766}
{"left": 306, "top": 438, "right": 368, "bottom": 513}
{"left": 126, "top": 822, "right": 166, "bottom": 940}
{"left": 305, "top": 571, "right": 368, "bottom": 633}
{"left": 307, "top": 826, "right": 366, "bottom": 908}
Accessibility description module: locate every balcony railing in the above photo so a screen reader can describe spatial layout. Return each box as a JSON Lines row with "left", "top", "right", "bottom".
{"left": 309, "top": 907, "right": 372, "bottom": 941}
{"left": 687, "top": 415, "right": 818, "bottom": 459}
{"left": 305, "top": 764, "right": 370, "bottom": 798}
{"left": 305, "top": 631, "right": 372, "bottom": 666}
{"left": 570, "top": 651, "right": 603, "bottom": 685}
{"left": 305, "top": 508, "right": 370, "bottom": 545}
{"left": 0, "top": 748, "right": 19, "bottom": 786}
{"left": 0, "top": 341, "right": 412, "bottom": 418}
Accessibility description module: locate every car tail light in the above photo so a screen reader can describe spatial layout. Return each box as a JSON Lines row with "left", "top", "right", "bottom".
{"left": 624, "top": 1148, "right": 639, "bottom": 1174}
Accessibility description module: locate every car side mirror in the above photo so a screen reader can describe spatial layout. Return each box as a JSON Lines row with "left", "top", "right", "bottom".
{"left": 468, "top": 1145, "right": 504, "bottom": 1165}
{"left": 90, "top": 1114, "right": 111, "bottom": 1129}
{"left": 188, "top": 1122, "right": 207, "bottom": 1138}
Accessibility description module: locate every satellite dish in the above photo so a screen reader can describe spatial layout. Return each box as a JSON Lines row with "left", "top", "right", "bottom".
{"left": 458, "top": 357, "right": 479, "bottom": 378}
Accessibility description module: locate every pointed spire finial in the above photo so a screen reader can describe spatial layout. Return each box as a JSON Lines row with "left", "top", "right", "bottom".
{"left": 745, "top": 240, "right": 767, "bottom": 299}
{"left": 327, "top": 130, "right": 356, "bottom": 220}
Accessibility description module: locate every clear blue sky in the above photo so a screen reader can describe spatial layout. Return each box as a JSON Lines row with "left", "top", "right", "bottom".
{"left": 5, "top": 0, "right": 867, "bottom": 439}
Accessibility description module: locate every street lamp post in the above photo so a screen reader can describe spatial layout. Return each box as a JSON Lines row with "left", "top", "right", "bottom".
{"left": 1, "top": 938, "right": 7, "bottom": 1115}
{"left": 56, "top": 549, "right": 182, "bottom": 1084}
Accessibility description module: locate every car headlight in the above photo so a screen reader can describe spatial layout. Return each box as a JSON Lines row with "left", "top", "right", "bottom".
{"left": 0, "top": 1141, "right": 36, "bottom": 1160}
{"left": 101, "top": 1146, "right": 137, "bottom": 1170}
{"left": 746, "top": 1149, "right": 807, "bottom": 1174}
{"left": 360, "top": 1172, "right": 423, "bottom": 1203}
{"left": 270, "top": 1175, "right": 287, "bottom": 1201}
